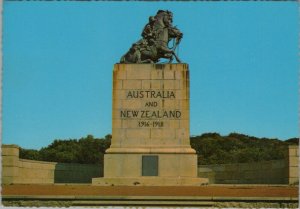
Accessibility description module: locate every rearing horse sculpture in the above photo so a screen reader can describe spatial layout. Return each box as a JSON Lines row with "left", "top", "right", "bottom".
{"left": 120, "top": 10, "right": 183, "bottom": 64}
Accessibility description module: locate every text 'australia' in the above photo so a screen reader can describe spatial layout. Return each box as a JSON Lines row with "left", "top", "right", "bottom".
{"left": 120, "top": 110, "right": 181, "bottom": 119}
{"left": 127, "top": 91, "right": 175, "bottom": 99}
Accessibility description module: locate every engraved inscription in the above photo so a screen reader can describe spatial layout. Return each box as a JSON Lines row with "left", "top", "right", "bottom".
{"left": 126, "top": 90, "right": 176, "bottom": 99}
{"left": 120, "top": 90, "right": 182, "bottom": 128}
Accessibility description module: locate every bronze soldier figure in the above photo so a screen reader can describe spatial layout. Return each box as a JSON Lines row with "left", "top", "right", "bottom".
{"left": 120, "top": 10, "right": 183, "bottom": 64}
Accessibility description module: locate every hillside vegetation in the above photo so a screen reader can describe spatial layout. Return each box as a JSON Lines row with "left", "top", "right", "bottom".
{"left": 191, "top": 133, "right": 297, "bottom": 165}
{"left": 20, "top": 133, "right": 298, "bottom": 165}
{"left": 20, "top": 135, "right": 111, "bottom": 164}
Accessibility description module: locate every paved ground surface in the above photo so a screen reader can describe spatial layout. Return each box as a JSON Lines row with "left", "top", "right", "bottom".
{"left": 2, "top": 184, "right": 298, "bottom": 197}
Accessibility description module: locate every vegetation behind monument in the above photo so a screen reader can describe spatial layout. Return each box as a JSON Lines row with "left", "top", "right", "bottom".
{"left": 191, "top": 133, "right": 297, "bottom": 164}
{"left": 19, "top": 133, "right": 298, "bottom": 165}
{"left": 20, "top": 135, "right": 111, "bottom": 164}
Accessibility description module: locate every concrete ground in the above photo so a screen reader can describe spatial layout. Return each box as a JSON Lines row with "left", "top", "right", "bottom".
{"left": 2, "top": 184, "right": 298, "bottom": 207}
{"left": 2, "top": 184, "right": 298, "bottom": 197}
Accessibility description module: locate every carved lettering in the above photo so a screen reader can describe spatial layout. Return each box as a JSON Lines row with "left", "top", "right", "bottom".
{"left": 126, "top": 91, "right": 175, "bottom": 99}
{"left": 121, "top": 90, "right": 181, "bottom": 129}
{"left": 127, "top": 91, "right": 144, "bottom": 99}
{"left": 120, "top": 110, "right": 139, "bottom": 118}
{"left": 121, "top": 110, "right": 181, "bottom": 119}
{"left": 145, "top": 101, "right": 158, "bottom": 107}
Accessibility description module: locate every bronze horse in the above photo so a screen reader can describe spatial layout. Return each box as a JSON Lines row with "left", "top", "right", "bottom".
{"left": 120, "top": 10, "right": 183, "bottom": 64}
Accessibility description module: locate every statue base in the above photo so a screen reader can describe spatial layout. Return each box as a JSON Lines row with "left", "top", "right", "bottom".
{"left": 92, "top": 64, "right": 208, "bottom": 186}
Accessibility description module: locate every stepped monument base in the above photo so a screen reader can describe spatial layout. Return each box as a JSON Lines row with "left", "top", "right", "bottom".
{"left": 92, "top": 64, "right": 208, "bottom": 186}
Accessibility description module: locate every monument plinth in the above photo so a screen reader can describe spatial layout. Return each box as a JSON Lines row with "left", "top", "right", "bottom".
{"left": 92, "top": 64, "right": 208, "bottom": 186}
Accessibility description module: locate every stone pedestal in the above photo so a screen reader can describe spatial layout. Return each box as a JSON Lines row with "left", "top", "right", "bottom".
{"left": 92, "top": 64, "right": 208, "bottom": 186}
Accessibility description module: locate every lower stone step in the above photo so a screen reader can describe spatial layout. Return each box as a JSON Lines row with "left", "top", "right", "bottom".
{"left": 92, "top": 177, "right": 209, "bottom": 186}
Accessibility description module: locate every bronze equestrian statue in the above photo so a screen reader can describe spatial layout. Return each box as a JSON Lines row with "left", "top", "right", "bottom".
{"left": 120, "top": 10, "right": 183, "bottom": 64}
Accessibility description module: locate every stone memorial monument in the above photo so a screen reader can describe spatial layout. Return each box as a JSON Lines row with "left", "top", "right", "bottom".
{"left": 92, "top": 10, "right": 208, "bottom": 186}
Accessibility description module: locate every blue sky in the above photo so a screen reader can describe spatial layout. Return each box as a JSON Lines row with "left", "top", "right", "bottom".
{"left": 3, "top": 2, "right": 298, "bottom": 149}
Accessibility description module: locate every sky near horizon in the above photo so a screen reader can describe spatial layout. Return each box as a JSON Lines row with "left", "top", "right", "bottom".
{"left": 3, "top": 2, "right": 298, "bottom": 149}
